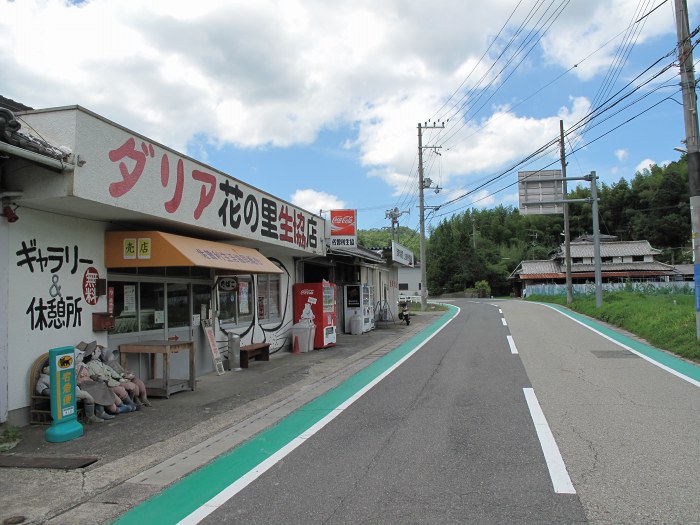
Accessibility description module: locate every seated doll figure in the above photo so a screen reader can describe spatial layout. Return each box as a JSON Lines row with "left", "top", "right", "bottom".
{"left": 36, "top": 364, "right": 104, "bottom": 423}
{"left": 74, "top": 349, "right": 123, "bottom": 418}
{"left": 35, "top": 365, "right": 50, "bottom": 397}
{"left": 80, "top": 343, "right": 138, "bottom": 413}
{"left": 100, "top": 346, "right": 151, "bottom": 407}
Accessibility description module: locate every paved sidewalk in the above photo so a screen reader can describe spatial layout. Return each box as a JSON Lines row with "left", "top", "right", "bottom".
{"left": 0, "top": 312, "right": 441, "bottom": 525}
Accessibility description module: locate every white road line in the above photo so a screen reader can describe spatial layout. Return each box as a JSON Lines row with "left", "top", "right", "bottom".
{"left": 501, "top": 317, "right": 507, "bottom": 326}
{"left": 540, "top": 303, "right": 700, "bottom": 389}
{"left": 523, "top": 388, "right": 576, "bottom": 494}
{"left": 176, "top": 308, "right": 461, "bottom": 525}
{"left": 507, "top": 335, "right": 519, "bottom": 354}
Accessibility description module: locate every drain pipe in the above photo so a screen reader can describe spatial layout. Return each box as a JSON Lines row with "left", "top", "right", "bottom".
{"left": 0, "top": 141, "right": 74, "bottom": 172}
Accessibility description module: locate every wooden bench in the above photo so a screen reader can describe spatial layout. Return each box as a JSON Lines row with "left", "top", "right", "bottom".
{"left": 29, "top": 352, "right": 84, "bottom": 425}
{"left": 239, "top": 343, "right": 270, "bottom": 368}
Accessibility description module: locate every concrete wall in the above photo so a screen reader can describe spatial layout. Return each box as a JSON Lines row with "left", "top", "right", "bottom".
{"left": 7, "top": 208, "right": 109, "bottom": 423}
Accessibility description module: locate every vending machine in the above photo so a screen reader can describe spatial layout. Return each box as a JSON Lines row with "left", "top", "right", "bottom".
{"left": 361, "top": 283, "right": 375, "bottom": 332}
{"left": 293, "top": 282, "right": 337, "bottom": 349}
{"left": 343, "top": 284, "right": 362, "bottom": 334}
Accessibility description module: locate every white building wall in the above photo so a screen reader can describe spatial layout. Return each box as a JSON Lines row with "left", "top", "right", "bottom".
{"left": 398, "top": 266, "right": 422, "bottom": 299}
{"left": 0, "top": 210, "right": 9, "bottom": 422}
{"left": 7, "top": 208, "right": 109, "bottom": 414}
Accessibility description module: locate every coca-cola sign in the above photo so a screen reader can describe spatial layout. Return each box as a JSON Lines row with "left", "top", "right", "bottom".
{"left": 330, "top": 210, "right": 356, "bottom": 236}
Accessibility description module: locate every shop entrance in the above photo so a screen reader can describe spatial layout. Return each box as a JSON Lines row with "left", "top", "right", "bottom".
{"left": 107, "top": 271, "right": 215, "bottom": 380}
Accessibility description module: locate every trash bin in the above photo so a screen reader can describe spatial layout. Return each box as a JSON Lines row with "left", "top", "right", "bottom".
{"left": 350, "top": 315, "right": 362, "bottom": 335}
{"left": 292, "top": 321, "right": 316, "bottom": 352}
{"left": 227, "top": 333, "right": 241, "bottom": 369}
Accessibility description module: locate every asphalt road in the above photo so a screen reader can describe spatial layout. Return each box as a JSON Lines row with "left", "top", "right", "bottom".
{"left": 118, "top": 299, "right": 700, "bottom": 524}
{"left": 201, "top": 299, "right": 589, "bottom": 524}
{"left": 501, "top": 299, "right": 700, "bottom": 524}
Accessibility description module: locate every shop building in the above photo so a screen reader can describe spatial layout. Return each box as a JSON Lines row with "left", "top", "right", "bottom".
{"left": 0, "top": 104, "right": 326, "bottom": 425}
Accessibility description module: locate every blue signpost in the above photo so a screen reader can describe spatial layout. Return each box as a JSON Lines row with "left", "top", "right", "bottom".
{"left": 45, "top": 346, "right": 83, "bottom": 443}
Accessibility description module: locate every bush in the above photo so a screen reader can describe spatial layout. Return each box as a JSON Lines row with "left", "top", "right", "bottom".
{"left": 474, "top": 280, "right": 491, "bottom": 298}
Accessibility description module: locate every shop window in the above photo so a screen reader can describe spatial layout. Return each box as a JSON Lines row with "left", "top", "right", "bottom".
{"left": 139, "top": 267, "right": 166, "bottom": 276}
{"left": 258, "top": 274, "right": 281, "bottom": 322}
{"left": 218, "top": 275, "right": 254, "bottom": 327}
{"left": 191, "top": 266, "right": 211, "bottom": 278}
{"left": 167, "top": 283, "right": 190, "bottom": 328}
{"left": 167, "top": 267, "right": 191, "bottom": 277}
{"left": 140, "top": 282, "right": 165, "bottom": 331}
{"left": 110, "top": 281, "right": 138, "bottom": 334}
{"left": 193, "top": 284, "right": 212, "bottom": 322}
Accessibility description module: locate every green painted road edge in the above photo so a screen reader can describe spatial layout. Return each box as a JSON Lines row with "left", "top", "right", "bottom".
{"left": 540, "top": 302, "right": 700, "bottom": 383}
{"left": 113, "top": 305, "right": 459, "bottom": 525}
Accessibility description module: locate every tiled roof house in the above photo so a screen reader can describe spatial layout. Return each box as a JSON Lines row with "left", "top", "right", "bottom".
{"left": 510, "top": 237, "right": 678, "bottom": 291}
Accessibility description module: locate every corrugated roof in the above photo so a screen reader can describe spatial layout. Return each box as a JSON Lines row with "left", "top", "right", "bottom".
{"left": 674, "top": 264, "right": 693, "bottom": 275}
{"left": 568, "top": 240, "right": 660, "bottom": 258}
{"left": 517, "top": 259, "right": 675, "bottom": 277}
{"left": 571, "top": 261, "right": 675, "bottom": 272}
{"left": 327, "top": 245, "right": 385, "bottom": 263}
{"left": 520, "top": 260, "right": 560, "bottom": 273}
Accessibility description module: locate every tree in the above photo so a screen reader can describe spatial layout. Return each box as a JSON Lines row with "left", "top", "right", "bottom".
{"left": 358, "top": 155, "right": 693, "bottom": 295}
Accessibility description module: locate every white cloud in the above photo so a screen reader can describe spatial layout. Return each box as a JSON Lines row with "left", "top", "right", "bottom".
{"left": 290, "top": 189, "right": 345, "bottom": 215}
{"left": 615, "top": 149, "right": 628, "bottom": 161}
{"left": 0, "top": 0, "right": 685, "bottom": 211}
{"left": 539, "top": 0, "right": 678, "bottom": 80}
{"left": 635, "top": 158, "right": 656, "bottom": 174}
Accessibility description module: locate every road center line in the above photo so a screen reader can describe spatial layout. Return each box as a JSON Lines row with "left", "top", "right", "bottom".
{"left": 507, "top": 335, "right": 519, "bottom": 354}
{"left": 523, "top": 388, "right": 576, "bottom": 494}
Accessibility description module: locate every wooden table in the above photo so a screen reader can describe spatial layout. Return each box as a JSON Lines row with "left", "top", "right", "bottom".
{"left": 119, "top": 340, "right": 195, "bottom": 398}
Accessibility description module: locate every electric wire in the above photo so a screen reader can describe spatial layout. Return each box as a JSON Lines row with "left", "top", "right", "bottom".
{"left": 430, "top": 26, "right": 688, "bottom": 216}
{"left": 386, "top": 1, "right": 676, "bottom": 237}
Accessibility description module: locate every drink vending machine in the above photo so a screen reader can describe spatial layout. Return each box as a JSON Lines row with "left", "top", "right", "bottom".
{"left": 293, "top": 282, "right": 337, "bottom": 349}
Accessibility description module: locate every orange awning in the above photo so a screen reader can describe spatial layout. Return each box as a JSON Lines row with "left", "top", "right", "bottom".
{"left": 105, "top": 231, "right": 282, "bottom": 274}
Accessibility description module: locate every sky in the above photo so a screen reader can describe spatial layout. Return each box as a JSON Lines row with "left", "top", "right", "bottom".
{"left": 1, "top": 0, "right": 698, "bottom": 236}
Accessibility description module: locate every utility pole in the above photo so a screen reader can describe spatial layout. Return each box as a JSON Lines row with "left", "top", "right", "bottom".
{"left": 418, "top": 121, "right": 444, "bottom": 312}
{"left": 675, "top": 0, "right": 700, "bottom": 339}
{"left": 589, "top": 171, "right": 603, "bottom": 308}
{"left": 472, "top": 215, "right": 477, "bottom": 249}
{"left": 560, "top": 120, "right": 573, "bottom": 304}
{"left": 385, "top": 207, "right": 409, "bottom": 242}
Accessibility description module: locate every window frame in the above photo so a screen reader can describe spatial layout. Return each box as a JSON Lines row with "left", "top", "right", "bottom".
{"left": 217, "top": 275, "right": 255, "bottom": 328}
{"left": 257, "top": 273, "right": 282, "bottom": 323}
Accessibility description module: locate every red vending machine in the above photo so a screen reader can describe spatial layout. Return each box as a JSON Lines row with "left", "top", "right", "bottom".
{"left": 293, "top": 281, "right": 337, "bottom": 349}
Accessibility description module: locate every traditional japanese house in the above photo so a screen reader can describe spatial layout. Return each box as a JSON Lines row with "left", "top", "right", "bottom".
{"left": 510, "top": 236, "right": 679, "bottom": 297}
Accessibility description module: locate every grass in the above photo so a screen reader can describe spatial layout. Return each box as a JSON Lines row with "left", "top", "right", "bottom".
{"left": 526, "top": 291, "right": 700, "bottom": 363}
{"left": 406, "top": 302, "right": 449, "bottom": 312}
{"left": 0, "top": 425, "right": 21, "bottom": 451}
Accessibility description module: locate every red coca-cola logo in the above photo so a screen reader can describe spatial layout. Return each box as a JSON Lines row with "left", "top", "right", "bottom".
{"left": 330, "top": 210, "right": 356, "bottom": 236}
{"left": 300, "top": 289, "right": 314, "bottom": 295}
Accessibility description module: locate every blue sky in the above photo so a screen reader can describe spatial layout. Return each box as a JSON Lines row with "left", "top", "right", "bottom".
{"left": 1, "top": 0, "right": 697, "bottom": 233}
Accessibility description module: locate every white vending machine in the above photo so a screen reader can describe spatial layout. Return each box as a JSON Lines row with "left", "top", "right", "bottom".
{"left": 361, "top": 283, "right": 375, "bottom": 332}
{"left": 343, "top": 284, "right": 362, "bottom": 334}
